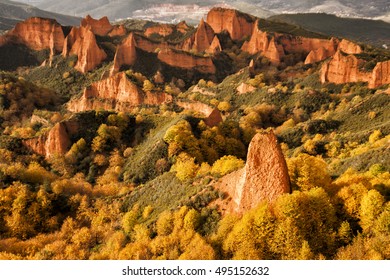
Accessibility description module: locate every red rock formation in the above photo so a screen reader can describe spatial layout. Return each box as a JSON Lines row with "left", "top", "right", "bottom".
{"left": 81, "top": 15, "right": 113, "bottom": 36}
{"left": 241, "top": 21, "right": 284, "bottom": 64}
{"left": 108, "top": 25, "right": 127, "bottom": 37}
{"left": 206, "top": 36, "right": 222, "bottom": 54}
{"left": 236, "top": 82, "right": 256, "bottom": 94}
{"left": 62, "top": 26, "right": 107, "bottom": 73}
{"left": 192, "top": 18, "right": 215, "bottom": 53}
{"left": 176, "top": 21, "right": 191, "bottom": 34}
{"left": 302, "top": 37, "right": 339, "bottom": 64}
{"left": 321, "top": 50, "right": 390, "bottom": 88}
{"left": 68, "top": 72, "right": 172, "bottom": 112}
{"left": 338, "top": 39, "right": 363, "bottom": 54}
{"left": 145, "top": 24, "right": 174, "bottom": 38}
{"left": 153, "top": 71, "right": 165, "bottom": 84}
{"left": 207, "top": 7, "right": 254, "bottom": 41}
{"left": 280, "top": 36, "right": 338, "bottom": 55}
{"left": 243, "top": 20, "right": 339, "bottom": 65}
{"left": 369, "top": 60, "right": 390, "bottom": 88}
{"left": 110, "top": 33, "right": 137, "bottom": 76}
{"left": 320, "top": 50, "right": 371, "bottom": 84}
{"left": 23, "top": 122, "right": 72, "bottom": 158}
{"left": 204, "top": 108, "right": 223, "bottom": 127}
{"left": 215, "top": 130, "right": 291, "bottom": 214}
{"left": 134, "top": 34, "right": 169, "bottom": 53}
{"left": 305, "top": 47, "right": 328, "bottom": 64}
{"left": 1, "top": 17, "right": 64, "bottom": 52}
{"left": 157, "top": 48, "right": 216, "bottom": 74}
{"left": 177, "top": 101, "right": 214, "bottom": 116}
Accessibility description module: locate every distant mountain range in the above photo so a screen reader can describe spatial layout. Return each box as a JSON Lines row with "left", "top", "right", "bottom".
{"left": 0, "top": 0, "right": 81, "bottom": 33}
{"left": 14, "top": 0, "right": 390, "bottom": 22}
{"left": 4, "top": 0, "right": 389, "bottom": 48}
{"left": 269, "top": 13, "right": 390, "bottom": 47}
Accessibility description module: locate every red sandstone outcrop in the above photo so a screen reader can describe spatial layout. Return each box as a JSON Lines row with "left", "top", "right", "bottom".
{"left": 23, "top": 122, "right": 74, "bottom": 158}
{"left": 280, "top": 36, "right": 338, "bottom": 56}
{"left": 153, "top": 71, "right": 165, "bottom": 84}
{"left": 237, "top": 82, "right": 256, "bottom": 94}
{"left": 157, "top": 48, "right": 216, "bottom": 74}
{"left": 108, "top": 25, "right": 127, "bottom": 37}
{"left": 62, "top": 26, "right": 107, "bottom": 73}
{"left": 215, "top": 130, "right": 291, "bottom": 214}
{"left": 192, "top": 18, "right": 215, "bottom": 53}
{"left": 206, "top": 36, "right": 222, "bottom": 54}
{"left": 321, "top": 50, "right": 390, "bottom": 88}
{"left": 0, "top": 17, "right": 64, "bottom": 52}
{"left": 204, "top": 108, "right": 223, "bottom": 127}
{"left": 145, "top": 24, "right": 174, "bottom": 38}
{"left": 68, "top": 72, "right": 172, "bottom": 112}
{"left": 134, "top": 34, "right": 169, "bottom": 53}
{"left": 305, "top": 47, "right": 329, "bottom": 64}
{"left": 177, "top": 101, "right": 214, "bottom": 116}
{"left": 338, "top": 39, "right": 363, "bottom": 54}
{"left": 243, "top": 19, "right": 339, "bottom": 65}
{"left": 370, "top": 60, "right": 390, "bottom": 88}
{"left": 241, "top": 21, "right": 284, "bottom": 64}
{"left": 320, "top": 50, "right": 371, "bottom": 84}
{"left": 144, "top": 21, "right": 190, "bottom": 38}
{"left": 110, "top": 33, "right": 137, "bottom": 76}
{"left": 81, "top": 15, "right": 113, "bottom": 36}
{"left": 207, "top": 7, "right": 254, "bottom": 41}
{"left": 177, "top": 21, "right": 191, "bottom": 34}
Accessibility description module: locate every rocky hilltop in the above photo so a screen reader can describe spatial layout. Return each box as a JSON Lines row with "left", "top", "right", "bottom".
{"left": 1, "top": 7, "right": 389, "bottom": 87}
{"left": 68, "top": 72, "right": 172, "bottom": 112}
{"left": 23, "top": 121, "right": 78, "bottom": 159}
{"left": 0, "top": 17, "right": 64, "bottom": 52}
{"left": 321, "top": 50, "right": 390, "bottom": 89}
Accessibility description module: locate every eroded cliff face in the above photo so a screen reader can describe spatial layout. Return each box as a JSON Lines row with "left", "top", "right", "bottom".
{"left": 144, "top": 21, "right": 190, "bottom": 38}
{"left": 157, "top": 48, "right": 216, "bottom": 74}
{"left": 134, "top": 34, "right": 169, "bottom": 53}
{"left": 206, "top": 36, "right": 222, "bottom": 54}
{"left": 242, "top": 19, "right": 339, "bottom": 65}
{"left": 338, "top": 39, "right": 363, "bottom": 54}
{"left": 177, "top": 101, "right": 214, "bottom": 116}
{"left": 215, "top": 130, "right": 291, "bottom": 214}
{"left": 108, "top": 25, "right": 127, "bottom": 37}
{"left": 370, "top": 60, "right": 390, "bottom": 88}
{"left": 207, "top": 7, "right": 254, "bottom": 41}
{"left": 145, "top": 24, "right": 174, "bottom": 38}
{"left": 110, "top": 33, "right": 137, "bottom": 76}
{"left": 0, "top": 17, "right": 64, "bottom": 52}
{"left": 23, "top": 122, "right": 76, "bottom": 158}
{"left": 68, "top": 72, "right": 172, "bottom": 112}
{"left": 81, "top": 15, "right": 113, "bottom": 36}
{"left": 321, "top": 50, "right": 372, "bottom": 85}
{"left": 192, "top": 18, "right": 215, "bottom": 53}
{"left": 62, "top": 26, "right": 107, "bottom": 73}
{"left": 204, "top": 108, "right": 223, "bottom": 127}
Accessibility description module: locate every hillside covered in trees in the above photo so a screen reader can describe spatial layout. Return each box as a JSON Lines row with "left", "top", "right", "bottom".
{"left": 0, "top": 7, "right": 389, "bottom": 260}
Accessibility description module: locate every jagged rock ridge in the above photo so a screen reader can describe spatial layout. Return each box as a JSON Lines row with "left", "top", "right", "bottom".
{"left": 67, "top": 72, "right": 172, "bottom": 112}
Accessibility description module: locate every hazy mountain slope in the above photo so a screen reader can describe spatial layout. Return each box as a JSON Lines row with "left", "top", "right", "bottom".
{"left": 269, "top": 13, "right": 390, "bottom": 47}
{"left": 244, "top": 0, "right": 389, "bottom": 18}
{"left": 16, "top": 0, "right": 219, "bottom": 21}
{"left": 15, "top": 0, "right": 390, "bottom": 22}
{"left": 0, "top": 0, "right": 81, "bottom": 32}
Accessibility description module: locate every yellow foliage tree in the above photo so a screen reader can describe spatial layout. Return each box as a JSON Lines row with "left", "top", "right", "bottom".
{"left": 211, "top": 155, "right": 245, "bottom": 176}
{"left": 171, "top": 153, "right": 199, "bottom": 181}
{"left": 287, "top": 153, "right": 332, "bottom": 191}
